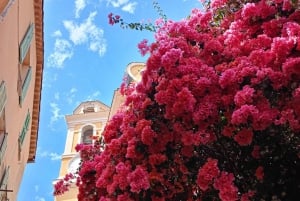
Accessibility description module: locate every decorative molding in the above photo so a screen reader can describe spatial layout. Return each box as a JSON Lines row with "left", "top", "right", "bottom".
{"left": 28, "top": 0, "right": 44, "bottom": 163}
{"left": 73, "top": 100, "right": 110, "bottom": 115}
{"left": 61, "top": 153, "right": 77, "bottom": 159}
{"left": 66, "top": 117, "right": 108, "bottom": 127}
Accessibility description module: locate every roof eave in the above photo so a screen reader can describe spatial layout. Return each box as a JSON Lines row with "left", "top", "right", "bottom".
{"left": 28, "top": 0, "right": 44, "bottom": 163}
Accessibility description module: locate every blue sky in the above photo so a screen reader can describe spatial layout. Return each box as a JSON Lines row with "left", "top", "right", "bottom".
{"left": 17, "top": 0, "right": 202, "bottom": 200}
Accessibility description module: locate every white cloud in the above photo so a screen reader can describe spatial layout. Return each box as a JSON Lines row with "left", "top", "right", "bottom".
{"left": 106, "top": 0, "right": 137, "bottom": 13}
{"left": 63, "top": 12, "right": 107, "bottom": 56}
{"left": 42, "top": 71, "right": 58, "bottom": 88}
{"left": 49, "top": 152, "right": 61, "bottom": 160}
{"left": 66, "top": 87, "right": 78, "bottom": 104}
{"left": 86, "top": 90, "right": 101, "bottom": 100}
{"left": 37, "top": 147, "right": 61, "bottom": 161}
{"left": 50, "top": 102, "right": 64, "bottom": 124}
{"left": 52, "top": 30, "right": 62, "bottom": 37}
{"left": 48, "top": 38, "right": 73, "bottom": 68}
{"left": 39, "top": 150, "right": 61, "bottom": 161}
{"left": 121, "top": 2, "right": 137, "bottom": 13}
{"left": 35, "top": 196, "right": 46, "bottom": 201}
{"left": 107, "top": 0, "right": 129, "bottom": 7}
{"left": 75, "top": 0, "right": 86, "bottom": 18}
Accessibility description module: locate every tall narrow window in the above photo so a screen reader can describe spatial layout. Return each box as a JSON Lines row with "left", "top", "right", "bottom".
{"left": 19, "top": 110, "right": 31, "bottom": 146}
{"left": 82, "top": 125, "right": 93, "bottom": 144}
{"left": 18, "top": 23, "right": 34, "bottom": 106}
{"left": 0, "top": 81, "right": 7, "bottom": 164}
{"left": 0, "top": 81, "right": 6, "bottom": 116}
{"left": 0, "top": 166, "right": 9, "bottom": 201}
{"left": 0, "top": 0, "right": 13, "bottom": 21}
{"left": 19, "top": 23, "right": 34, "bottom": 64}
{"left": 0, "top": 111, "right": 7, "bottom": 165}
{"left": 0, "top": 110, "right": 5, "bottom": 139}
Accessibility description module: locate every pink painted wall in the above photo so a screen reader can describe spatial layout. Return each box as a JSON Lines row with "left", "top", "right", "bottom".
{"left": 0, "top": 1, "right": 39, "bottom": 200}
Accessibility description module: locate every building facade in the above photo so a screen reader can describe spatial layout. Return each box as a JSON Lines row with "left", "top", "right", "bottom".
{"left": 54, "top": 101, "right": 111, "bottom": 201}
{"left": 0, "top": 0, "right": 44, "bottom": 200}
{"left": 54, "top": 62, "right": 145, "bottom": 200}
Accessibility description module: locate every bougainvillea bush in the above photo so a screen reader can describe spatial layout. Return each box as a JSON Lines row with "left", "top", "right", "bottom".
{"left": 54, "top": 0, "right": 300, "bottom": 200}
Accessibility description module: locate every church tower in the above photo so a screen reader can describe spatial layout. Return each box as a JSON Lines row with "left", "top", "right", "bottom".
{"left": 54, "top": 100, "right": 110, "bottom": 201}
{"left": 54, "top": 62, "right": 145, "bottom": 200}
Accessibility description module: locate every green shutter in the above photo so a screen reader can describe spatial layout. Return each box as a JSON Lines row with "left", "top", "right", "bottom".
{"left": 0, "top": 0, "right": 15, "bottom": 21}
{"left": 19, "top": 111, "right": 31, "bottom": 145}
{"left": 19, "top": 67, "right": 32, "bottom": 105}
{"left": 0, "top": 81, "right": 6, "bottom": 115}
{"left": 0, "top": 133, "right": 7, "bottom": 165}
{"left": 0, "top": 166, "right": 9, "bottom": 198}
{"left": 19, "top": 23, "right": 34, "bottom": 63}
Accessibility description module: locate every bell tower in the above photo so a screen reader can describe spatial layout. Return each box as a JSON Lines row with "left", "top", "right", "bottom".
{"left": 53, "top": 62, "right": 145, "bottom": 200}
{"left": 54, "top": 100, "right": 110, "bottom": 201}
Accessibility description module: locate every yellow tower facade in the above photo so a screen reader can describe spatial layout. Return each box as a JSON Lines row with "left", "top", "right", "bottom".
{"left": 54, "top": 62, "right": 145, "bottom": 200}
{"left": 54, "top": 101, "right": 110, "bottom": 201}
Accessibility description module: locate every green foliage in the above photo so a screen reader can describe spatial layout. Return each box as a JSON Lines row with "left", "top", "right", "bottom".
{"left": 108, "top": 0, "right": 167, "bottom": 32}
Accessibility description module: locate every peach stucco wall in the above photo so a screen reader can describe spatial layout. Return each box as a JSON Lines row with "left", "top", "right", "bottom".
{"left": 0, "top": 1, "right": 42, "bottom": 200}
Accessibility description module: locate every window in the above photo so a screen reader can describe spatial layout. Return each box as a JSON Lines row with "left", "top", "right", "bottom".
{"left": 0, "top": 82, "right": 7, "bottom": 165}
{"left": 0, "top": 113, "right": 7, "bottom": 165}
{"left": 19, "top": 23, "right": 34, "bottom": 64}
{"left": 18, "top": 23, "right": 34, "bottom": 106}
{"left": 0, "top": 0, "right": 14, "bottom": 21}
{"left": 18, "top": 64, "right": 32, "bottom": 105}
{"left": 82, "top": 125, "right": 93, "bottom": 144}
{"left": 0, "top": 166, "right": 9, "bottom": 201}
{"left": 18, "top": 111, "right": 30, "bottom": 161}
{"left": 0, "top": 81, "right": 6, "bottom": 116}
{"left": 0, "top": 133, "right": 7, "bottom": 165}
{"left": 19, "top": 110, "right": 30, "bottom": 146}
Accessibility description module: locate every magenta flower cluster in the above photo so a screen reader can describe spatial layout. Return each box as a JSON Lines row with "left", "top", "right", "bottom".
{"left": 55, "top": 0, "right": 300, "bottom": 200}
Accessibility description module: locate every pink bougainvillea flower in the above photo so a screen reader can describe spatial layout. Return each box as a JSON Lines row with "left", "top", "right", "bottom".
{"left": 56, "top": 1, "right": 300, "bottom": 200}
{"left": 213, "top": 171, "right": 238, "bottom": 201}
{"left": 255, "top": 166, "right": 264, "bottom": 181}
{"left": 234, "top": 128, "right": 254, "bottom": 146}
{"left": 127, "top": 166, "right": 150, "bottom": 193}
{"left": 234, "top": 85, "right": 255, "bottom": 107}
{"left": 138, "top": 39, "right": 150, "bottom": 56}
{"left": 197, "top": 158, "right": 220, "bottom": 191}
